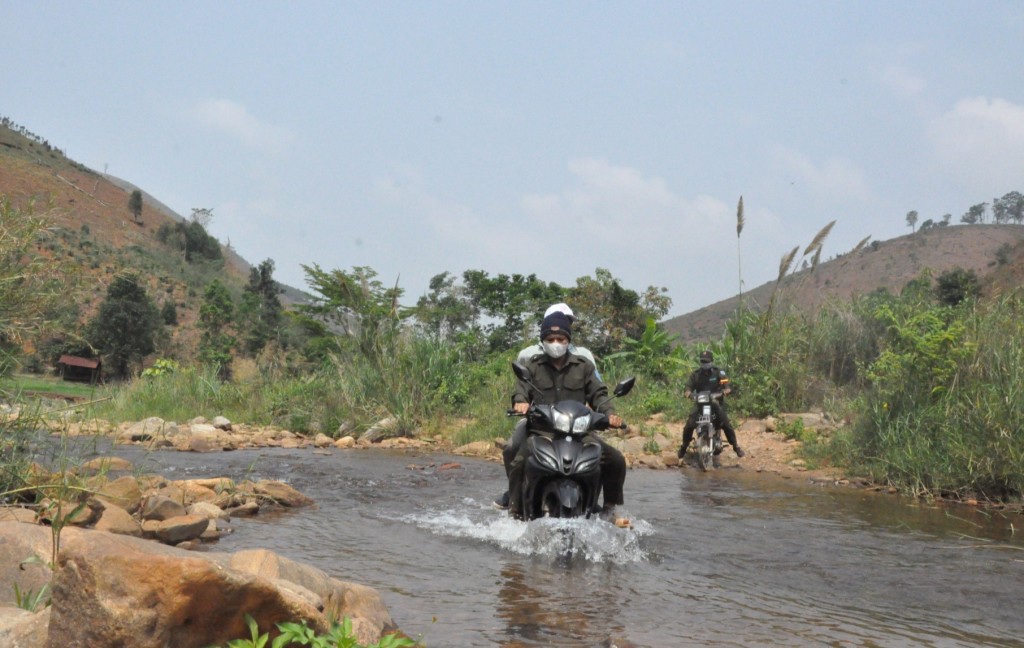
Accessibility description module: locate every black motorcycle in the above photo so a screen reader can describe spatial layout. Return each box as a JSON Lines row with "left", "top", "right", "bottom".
{"left": 692, "top": 390, "right": 725, "bottom": 472}
{"left": 509, "top": 362, "right": 635, "bottom": 521}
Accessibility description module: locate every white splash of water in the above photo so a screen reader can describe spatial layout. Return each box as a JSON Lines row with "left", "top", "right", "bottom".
{"left": 392, "top": 498, "right": 652, "bottom": 564}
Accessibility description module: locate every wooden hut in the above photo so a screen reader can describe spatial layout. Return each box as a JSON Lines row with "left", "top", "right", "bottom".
{"left": 56, "top": 355, "right": 102, "bottom": 384}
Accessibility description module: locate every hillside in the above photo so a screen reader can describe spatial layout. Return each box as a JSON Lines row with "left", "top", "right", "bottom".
{"left": 662, "top": 224, "right": 1024, "bottom": 344}
{"left": 0, "top": 121, "right": 307, "bottom": 363}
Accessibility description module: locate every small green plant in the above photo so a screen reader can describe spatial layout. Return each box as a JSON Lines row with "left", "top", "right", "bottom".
{"left": 209, "top": 615, "right": 418, "bottom": 648}
{"left": 642, "top": 434, "right": 661, "bottom": 454}
{"left": 776, "top": 417, "right": 810, "bottom": 443}
{"left": 13, "top": 581, "right": 51, "bottom": 611}
{"left": 141, "top": 358, "right": 179, "bottom": 378}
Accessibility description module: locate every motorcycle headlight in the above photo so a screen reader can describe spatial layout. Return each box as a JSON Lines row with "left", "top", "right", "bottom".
{"left": 572, "top": 414, "right": 592, "bottom": 433}
{"left": 552, "top": 410, "right": 572, "bottom": 433}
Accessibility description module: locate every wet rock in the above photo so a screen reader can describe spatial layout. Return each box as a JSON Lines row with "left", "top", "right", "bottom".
{"left": 78, "top": 457, "right": 133, "bottom": 475}
{"left": 187, "top": 436, "right": 221, "bottom": 453}
{"left": 313, "top": 433, "right": 334, "bottom": 448}
{"left": 226, "top": 501, "right": 260, "bottom": 517}
{"left": 334, "top": 435, "right": 356, "bottom": 449}
{"left": 154, "top": 514, "right": 210, "bottom": 544}
{"left": 253, "top": 481, "right": 313, "bottom": 508}
{"left": 187, "top": 502, "right": 229, "bottom": 521}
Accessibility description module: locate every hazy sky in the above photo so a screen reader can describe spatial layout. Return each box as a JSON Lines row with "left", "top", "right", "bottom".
{"left": 3, "top": 2, "right": 1023, "bottom": 317}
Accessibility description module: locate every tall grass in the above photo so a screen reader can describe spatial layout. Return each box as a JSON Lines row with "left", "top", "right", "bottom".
{"left": 849, "top": 296, "right": 1024, "bottom": 499}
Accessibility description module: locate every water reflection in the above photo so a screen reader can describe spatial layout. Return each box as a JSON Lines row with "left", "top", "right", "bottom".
{"left": 494, "top": 560, "right": 631, "bottom": 647}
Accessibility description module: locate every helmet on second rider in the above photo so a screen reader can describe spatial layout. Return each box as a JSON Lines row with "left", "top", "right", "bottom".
{"left": 699, "top": 350, "right": 713, "bottom": 370}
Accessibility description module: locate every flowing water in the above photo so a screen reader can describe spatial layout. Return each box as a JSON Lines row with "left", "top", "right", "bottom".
{"left": 100, "top": 444, "right": 1023, "bottom": 647}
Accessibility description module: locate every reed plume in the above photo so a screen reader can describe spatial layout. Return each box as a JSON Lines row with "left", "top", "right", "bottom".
{"left": 850, "top": 235, "right": 872, "bottom": 254}
{"left": 803, "top": 219, "right": 836, "bottom": 257}
{"left": 777, "top": 245, "right": 800, "bottom": 282}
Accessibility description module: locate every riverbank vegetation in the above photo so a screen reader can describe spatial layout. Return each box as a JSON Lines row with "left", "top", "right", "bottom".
{"left": 4, "top": 197, "right": 1024, "bottom": 506}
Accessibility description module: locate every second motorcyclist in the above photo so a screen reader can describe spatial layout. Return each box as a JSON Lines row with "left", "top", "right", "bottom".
{"left": 505, "top": 311, "right": 627, "bottom": 519}
{"left": 677, "top": 349, "right": 745, "bottom": 459}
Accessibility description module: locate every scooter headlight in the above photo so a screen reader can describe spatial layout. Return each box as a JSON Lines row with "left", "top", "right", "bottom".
{"left": 571, "top": 414, "right": 592, "bottom": 433}
{"left": 552, "top": 410, "right": 572, "bottom": 433}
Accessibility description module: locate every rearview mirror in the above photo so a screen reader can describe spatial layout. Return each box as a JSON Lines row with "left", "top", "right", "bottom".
{"left": 613, "top": 376, "right": 636, "bottom": 397}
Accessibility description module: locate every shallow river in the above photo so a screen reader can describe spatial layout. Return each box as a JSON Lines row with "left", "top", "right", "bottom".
{"left": 103, "top": 444, "right": 1023, "bottom": 647}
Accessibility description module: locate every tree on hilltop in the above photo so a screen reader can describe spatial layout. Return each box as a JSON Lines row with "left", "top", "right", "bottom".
{"left": 906, "top": 210, "right": 918, "bottom": 233}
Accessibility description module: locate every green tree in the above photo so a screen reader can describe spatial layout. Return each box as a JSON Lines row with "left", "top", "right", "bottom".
{"left": 160, "top": 301, "right": 178, "bottom": 326}
{"left": 414, "top": 271, "right": 478, "bottom": 340}
{"left": 239, "top": 259, "right": 284, "bottom": 355}
{"left": 127, "top": 190, "right": 143, "bottom": 223}
{"left": 905, "top": 210, "right": 918, "bottom": 233}
{"left": 960, "top": 202, "right": 987, "bottom": 225}
{"left": 197, "top": 280, "right": 236, "bottom": 379}
{"left": 183, "top": 220, "right": 222, "bottom": 262}
{"left": 992, "top": 191, "right": 1024, "bottom": 224}
{"left": 461, "top": 270, "right": 562, "bottom": 352}
{"left": 297, "top": 264, "right": 405, "bottom": 358}
{"left": 935, "top": 268, "right": 980, "bottom": 307}
{"left": 88, "top": 274, "right": 161, "bottom": 379}
{"left": 567, "top": 268, "right": 671, "bottom": 357}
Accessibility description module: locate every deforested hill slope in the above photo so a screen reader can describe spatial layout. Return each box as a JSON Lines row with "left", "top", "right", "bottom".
{"left": 662, "top": 224, "right": 1024, "bottom": 344}
{"left": 0, "top": 120, "right": 287, "bottom": 361}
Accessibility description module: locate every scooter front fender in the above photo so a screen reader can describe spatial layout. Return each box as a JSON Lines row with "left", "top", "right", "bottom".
{"left": 552, "top": 479, "right": 582, "bottom": 511}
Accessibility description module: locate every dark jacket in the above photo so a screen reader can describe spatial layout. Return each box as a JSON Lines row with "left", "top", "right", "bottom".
{"left": 512, "top": 352, "right": 614, "bottom": 414}
{"left": 685, "top": 364, "right": 732, "bottom": 395}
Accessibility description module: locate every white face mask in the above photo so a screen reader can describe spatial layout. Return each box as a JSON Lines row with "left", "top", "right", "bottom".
{"left": 542, "top": 341, "right": 568, "bottom": 358}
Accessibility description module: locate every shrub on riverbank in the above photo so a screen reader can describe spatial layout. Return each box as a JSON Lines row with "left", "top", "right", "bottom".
{"left": 701, "top": 278, "right": 1024, "bottom": 501}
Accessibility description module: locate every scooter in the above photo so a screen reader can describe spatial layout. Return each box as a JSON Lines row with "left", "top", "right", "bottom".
{"left": 509, "top": 362, "right": 635, "bottom": 521}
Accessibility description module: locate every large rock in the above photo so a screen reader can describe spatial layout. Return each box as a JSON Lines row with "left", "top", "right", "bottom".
{"left": 4, "top": 525, "right": 395, "bottom": 647}
{"left": 46, "top": 525, "right": 328, "bottom": 648}
{"left": 223, "top": 549, "right": 398, "bottom": 645}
